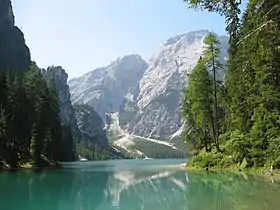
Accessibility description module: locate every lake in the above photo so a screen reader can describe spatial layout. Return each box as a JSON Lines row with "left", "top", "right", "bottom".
{"left": 0, "top": 159, "right": 280, "bottom": 210}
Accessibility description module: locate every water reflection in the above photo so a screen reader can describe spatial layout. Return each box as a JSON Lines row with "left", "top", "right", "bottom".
{"left": 0, "top": 169, "right": 109, "bottom": 210}
{"left": 101, "top": 169, "right": 188, "bottom": 210}
{"left": 1, "top": 160, "right": 280, "bottom": 210}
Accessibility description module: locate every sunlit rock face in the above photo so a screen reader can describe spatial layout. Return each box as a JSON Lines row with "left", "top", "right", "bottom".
{"left": 74, "top": 104, "right": 109, "bottom": 147}
{"left": 42, "top": 66, "right": 80, "bottom": 136}
{"left": 69, "top": 54, "right": 147, "bottom": 120}
{"left": 126, "top": 30, "right": 228, "bottom": 139}
{"left": 69, "top": 30, "right": 228, "bottom": 141}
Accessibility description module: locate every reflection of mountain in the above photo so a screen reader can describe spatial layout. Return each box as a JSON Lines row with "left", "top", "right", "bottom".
{"left": 97, "top": 169, "right": 189, "bottom": 210}
{"left": 2, "top": 161, "right": 280, "bottom": 210}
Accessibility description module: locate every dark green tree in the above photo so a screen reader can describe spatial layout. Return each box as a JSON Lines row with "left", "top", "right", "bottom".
{"left": 183, "top": 58, "right": 214, "bottom": 152}
{"left": 60, "top": 124, "right": 75, "bottom": 162}
{"left": 24, "top": 64, "right": 49, "bottom": 166}
{"left": 203, "top": 32, "right": 224, "bottom": 151}
{"left": 45, "top": 74, "right": 63, "bottom": 163}
{"left": 184, "top": 0, "right": 280, "bottom": 169}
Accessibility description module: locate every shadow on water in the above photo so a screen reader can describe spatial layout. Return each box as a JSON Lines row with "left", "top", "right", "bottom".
{"left": 0, "top": 159, "right": 280, "bottom": 210}
{"left": 0, "top": 169, "right": 109, "bottom": 210}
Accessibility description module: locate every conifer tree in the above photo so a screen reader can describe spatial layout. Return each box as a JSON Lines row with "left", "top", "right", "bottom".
{"left": 183, "top": 58, "right": 214, "bottom": 152}
{"left": 45, "top": 74, "right": 63, "bottom": 162}
{"left": 24, "top": 64, "right": 49, "bottom": 166}
{"left": 203, "top": 32, "right": 224, "bottom": 151}
{"left": 183, "top": 0, "right": 280, "bottom": 169}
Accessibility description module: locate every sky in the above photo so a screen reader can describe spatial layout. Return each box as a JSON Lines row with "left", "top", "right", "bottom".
{"left": 12, "top": 0, "right": 229, "bottom": 79}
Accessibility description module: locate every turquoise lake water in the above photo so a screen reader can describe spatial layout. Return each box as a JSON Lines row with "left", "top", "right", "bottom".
{"left": 1, "top": 159, "right": 280, "bottom": 210}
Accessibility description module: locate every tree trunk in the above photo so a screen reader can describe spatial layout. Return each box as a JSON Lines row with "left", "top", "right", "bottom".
{"left": 211, "top": 45, "right": 221, "bottom": 152}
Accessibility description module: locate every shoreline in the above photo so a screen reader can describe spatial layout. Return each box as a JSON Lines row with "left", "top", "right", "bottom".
{"left": 185, "top": 164, "right": 280, "bottom": 181}
{"left": 0, "top": 164, "right": 62, "bottom": 172}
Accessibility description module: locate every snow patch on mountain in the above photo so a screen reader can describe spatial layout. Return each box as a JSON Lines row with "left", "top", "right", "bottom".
{"left": 68, "top": 30, "right": 228, "bottom": 143}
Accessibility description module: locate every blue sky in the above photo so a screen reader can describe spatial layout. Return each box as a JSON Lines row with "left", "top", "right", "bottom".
{"left": 12, "top": 0, "right": 229, "bottom": 79}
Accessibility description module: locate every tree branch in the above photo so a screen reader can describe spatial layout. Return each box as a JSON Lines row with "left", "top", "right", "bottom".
{"left": 237, "top": 20, "right": 274, "bottom": 45}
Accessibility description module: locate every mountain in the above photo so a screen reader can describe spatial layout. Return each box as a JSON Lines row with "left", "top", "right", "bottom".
{"left": 126, "top": 30, "right": 228, "bottom": 139}
{"left": 0, "top": 0, "right": 31, "bottom": 73}
{"left": 42, "top": 66, "right": 119, "bottom": 158}
{"left": 0, "top": 0, "right": 123, "bottom": 162}
{"left": 69, "top": 54, "right": 147, "bottom": 120}
{"left": 41, "top": 66, "right": 80, "bottom": 137}
{"left": 108, "top": 113, "right": 188, "bottom": 159}
{"left": 74, "top": 104, "right": 108, "bottom": 148}
{"left": 69, "top": 30, "right": 228, "bottom": 144}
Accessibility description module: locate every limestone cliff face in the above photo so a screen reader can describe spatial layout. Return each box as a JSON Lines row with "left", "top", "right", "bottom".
{"left": 0, "top": 0, "right": 31, "bottom": 73}
{"left": 74, "top": 104, "right": 109, "bottom": 148}
{"left": 69, "top": 54, "right": 147, "bottom": 120}
{"left": 69, "top": 30, "right": 228, "bottom": 141}
{"left": 42, "top": 66, "right": 80, "bottom": 137}
{"left": 126, "top": 30, "right": 228, "bottom": 139}
{"left": 43, "top": 66, "right": 109, "bottom": 148}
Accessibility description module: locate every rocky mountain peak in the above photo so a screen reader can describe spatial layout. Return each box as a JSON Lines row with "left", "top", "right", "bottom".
{"left": 164, "top": 30, "right": 210, "bottom": 47}
{"left": 46, "top": 66, "right": 68, "bottom": 85}
{"left": 69, "top": 54, "right": 147, "bottom": 119}
{"left": 41, "top": 66, "right": 80, "bottom": 136}
{"left": 137, "top": 30, "right": 219, "bottom": 110}
{"left": 69, "top": 30, "right": 229, "bottom": 141}
{"left": 127, "top": 30, "right": 228, "bottom": 139}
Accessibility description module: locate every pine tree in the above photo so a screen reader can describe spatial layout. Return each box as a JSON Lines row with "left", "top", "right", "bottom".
{"left": 247, "top": 0, "right": 280, "bottom": 167}
{"left": 45, "top": 74, "right": 63, "bottom": 163}
{"left": 0, "top": 109, "right": 7, "bottom": 162}
{"left": 203, "top": 32, "right": 224, "bottom": 151}
{"left": 24, "top": 64, "right": 49, "bottom": 166}
{"left": 5, "top": 74, "right": 22, "bottom": 167}
{"left": 29, "top": 123, "right": 38, "bottom": 166}
{"left": 61, "top": 124, "right": 74, "bottom": 162}
{"left": 0, "top": 70, "right": 7, "bottom": 109}
{"left": 0, "top": 71, "right": 7, "bottom": 162}
{"left": 183, "top": 0, "right": 241, "bottom": 47}
{"left": 183, "top": 58, "right": 214, "bottom": 152}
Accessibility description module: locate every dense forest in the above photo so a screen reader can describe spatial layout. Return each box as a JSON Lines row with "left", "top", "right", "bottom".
{"left": 183, "top": 0, "right": 280, "bottom": 170}
{"left": 0, "top": 63, "right": 74, "bottom": 168}
{"left": 0, "top": 64, "right": 114, "bottom": 167}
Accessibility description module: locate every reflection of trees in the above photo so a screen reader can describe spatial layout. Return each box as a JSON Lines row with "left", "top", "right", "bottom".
{"left": 185, "top": 172, "right": 280, "bottom": 210}
{"left": 0, "top": 169, "right": 109, "bottom": 210}
{"left": 1, "top": 168, "right": 280, "bottom": 210}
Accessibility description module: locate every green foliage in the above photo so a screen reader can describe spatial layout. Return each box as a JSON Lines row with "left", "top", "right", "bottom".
{"left": 188, "top": 149, "right": 224, "bottom": 168}
{"left": 183, "top": 32, "right": 225, "bottom": 153}
{"left": 75, "top": 141, "right": 110, "bottom": 160}
{"left": 184, "top": 0, "right": 280, "bottom": 170}
{"left": 183, "top": 0, "right": 241, "bottom": 46}
{"left": 126, "top": 136, "right": 188, "bottom": 159}
{"left": 183, "top": 58, "right": 213, "bottom": 152}
{"left": 0, "top": 63, "right": 74, "bottom": 168}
